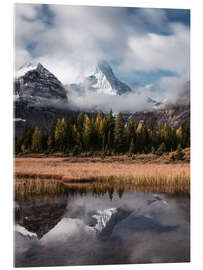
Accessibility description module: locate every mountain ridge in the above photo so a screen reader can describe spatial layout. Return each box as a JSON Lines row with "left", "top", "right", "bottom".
{"left": 14, "top": 61, "right": 190, "bottom": 136}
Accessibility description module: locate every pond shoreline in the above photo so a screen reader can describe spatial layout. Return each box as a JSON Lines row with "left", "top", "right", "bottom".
{"left": 15, "top": 148, "right": 190, "bottom": 164}
{"left": 14, "top": 155, "right": 190, "bottom": 194}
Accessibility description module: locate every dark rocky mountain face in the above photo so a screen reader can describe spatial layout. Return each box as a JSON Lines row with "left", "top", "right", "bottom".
{"left": 15, "top": 63, "right": 68, "bottom": 102}
{"left": 14, "top": 99, "right": 74, "bottom": 137}
{"left": 129, "top": 104, "right": 190, "bottom": 129}
{"left": 15, "top": 197, "right": 68, "bottom": 239}
{"left": 14, "top": 63, "right": 71, "bottom": 136}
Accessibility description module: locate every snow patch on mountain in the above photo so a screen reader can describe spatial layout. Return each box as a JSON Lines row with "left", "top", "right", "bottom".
{"left": 14, "top": 118, "right": 26, "bottom": 122}
{"left": 91, "top": 208, "right": 117, "bottom": 233}
{"left": 14, "top": 62, "right": 68, "bottom": 105}
{"left": 15, "top": 62, "right": 39, "bottom": 78}
{"left": 68, "top": 61, "right": 132, "bottom": 97}
{"left": 88, "top": 61, "right": 132, "bottom": 95}
{"left": 15, "top": 224, "right": 37, "bottom": 240}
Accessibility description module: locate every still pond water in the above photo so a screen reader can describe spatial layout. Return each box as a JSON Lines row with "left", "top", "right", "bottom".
{"left": 14, "top": 188, "right": 190, "bottom": 267}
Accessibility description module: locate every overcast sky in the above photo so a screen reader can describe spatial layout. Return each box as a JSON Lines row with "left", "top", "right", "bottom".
{"left": 14, "top": 4, "right": 190, "bottom": 111}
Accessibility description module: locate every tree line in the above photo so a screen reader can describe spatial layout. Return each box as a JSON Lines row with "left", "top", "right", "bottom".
{"left": 15, "top": 110, "right": 190, "bottom": 156}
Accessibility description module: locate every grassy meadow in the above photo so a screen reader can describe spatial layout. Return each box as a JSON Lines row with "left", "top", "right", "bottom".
{"left": 14, "top": 150, "right": 190, "bottom": 198}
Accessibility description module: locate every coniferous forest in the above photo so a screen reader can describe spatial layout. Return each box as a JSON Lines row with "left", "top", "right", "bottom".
{"left": 15, "top": 109, "right": 190, "bottom": 156}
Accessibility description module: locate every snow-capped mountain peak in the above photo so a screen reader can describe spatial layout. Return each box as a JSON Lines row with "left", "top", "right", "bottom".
{"left": 14, "top": 61, "right": 68, "bottom": 103}
{"left": 96, "top": 60, "right": 115, "bottom": 79}
{"left": 84, "top": 60, "right": 132, "bottom": 96}
{"left": 15, "top": 62, "right": 53, "bottom": 79}
{"left": 16, "top": 62, "right": 42, "bottom": 78}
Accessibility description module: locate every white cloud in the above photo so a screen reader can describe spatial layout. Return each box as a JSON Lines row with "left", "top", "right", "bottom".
{"left": 14, "top": 49, "right": 31, "bottom": 70}
{"left": 136, "top": 8, "right": 168, "bottom": 28}
{"left": 14, "top": 5, "right": 189, "bottom": 79}
{"left": 14, "top": 4, "right": 46, "bottom": 69}
{"left": 14, "top": 3, "right": 40, "bottom": 20}
{"left": 155, "top": 75, "right": 188, "bottom": 103}
{"left": 14, "top": 4, "right": 190, "bottom": 109}
{"left": 122, "top": 23, "right": 190, "bottom": 76}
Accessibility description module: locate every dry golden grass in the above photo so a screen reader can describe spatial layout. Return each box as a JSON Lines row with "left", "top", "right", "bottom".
{"left": 14, "top": 157, "right": 190, "bottom": 194}
{"left": 14, "top": 157, "right": 189, "bottom": 180}
{"left": 15, "top": 176, "right": 189, "bottom": 203}
{"left": 15, "top": 178, "right": 65, "bottom": 201}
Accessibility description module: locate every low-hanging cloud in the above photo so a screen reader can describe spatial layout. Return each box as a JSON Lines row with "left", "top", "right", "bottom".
{"left": 66, "top": 75, "right": 187, "bottom": 113}
{"left": 67, "top": 89, "right": 150, "bottom": 113}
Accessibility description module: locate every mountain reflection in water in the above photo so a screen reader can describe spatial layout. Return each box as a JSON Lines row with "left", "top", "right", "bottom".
{"left": 14, "top": 187, "right": 190, "bottom": 267}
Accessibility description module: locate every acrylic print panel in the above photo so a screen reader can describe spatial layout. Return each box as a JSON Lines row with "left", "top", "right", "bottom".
{"left": 14, "top": 3, "right": 190, "bottom": 267}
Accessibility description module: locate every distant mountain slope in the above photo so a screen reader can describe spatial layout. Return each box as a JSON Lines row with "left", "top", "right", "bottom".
{"left": 129, "top": 104, "right": 190, "bottom": 129}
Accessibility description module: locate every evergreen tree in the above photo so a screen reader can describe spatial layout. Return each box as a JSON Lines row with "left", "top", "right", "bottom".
{"left": 92, "top": 113, "right": 104, "bottom": 150}
{"left": 54, "top": 118, "right": 66, "bottom": 151}
{"left": 73, "top": 124, "right": 81, "bottom": 148}
{"left": 64, "top": 115, "right": 75, "bottom": 152}
{"left": 47, "top": 118, "right": 57, "bottom": 151}
{"left": 150, "top": 129, "right": 159, "bottom": 150}
{"left": 142, "top": 119, "right": 149, "bottom": 152}
{"left": 20, "top": 124, "right": 35, "bottom": 151}
{"left": 177, "top": 122, "right": 190, "bottom": 148}
{"left": 107, "top": 109, "right": 115, "bottom": 151}
{"left": 159, "top": 122, "right": 175, "bottom": 151}
{"left": 156, "top": 142, "right": 167, "bottom": 156}
{"left": 15, "top": 136, "right": 22, "bottom": 154}
{"left": 77, "top": 112, "right": 85, "bottom": 134}
{"left": 101, "top": 117, "right": 108, "bottom": 144}
{"left": 114, "top": 112, "right": 125, "bottom": 153}
{"left": 41, "top": 130, "right": 48, "bottom": 152}
{"left": 15, "top": 112, "right": 190, "bottom": 156}
{"left": 149, "top": 117, "right": 154, "bottom": 131}
{"left": 47, "top": 134, "right": 54, "bottom": 152}
{"left": 31, "top": 128, "right": 44, "bottom": 152}
{"left": 102, "top": 134, "right": 106, "bottom": 152}
{"left": 83, "top": 115, "right": 94, "bottom": 151}
{"left": 126, "top": 120, "right": 136, "bottom": 150}
{"left": 135, "top": 120, "right": 149, "bottom": 153}
{"left": 107, "top": 130, "right": 112, "bottom": 153}
{"left": 70, "top": 112, "right": 76, "bottom": 126}
{"left": 129, "top": 139, "right": 135, "bottom": 156}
